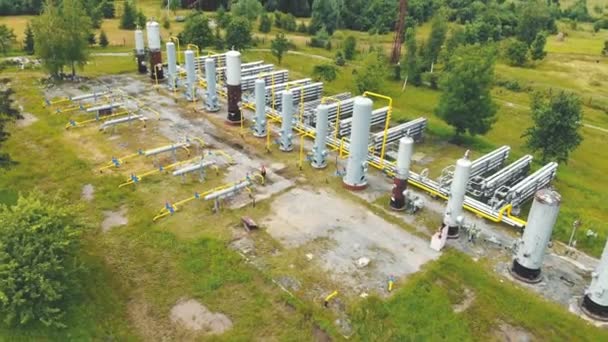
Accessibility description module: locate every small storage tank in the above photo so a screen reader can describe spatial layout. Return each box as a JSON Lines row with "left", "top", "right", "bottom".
{"left": 510, "top": 189, "right": 561, "bottom": 283}
{"left": 147, "top": 21, "right": 164, "bottom": 80}
{"left": 135, "top": 29, "right": 145, "bottom": 55}
{"left": 343, "top": 96, "right": 373, "bottom": 190}
{"left": 311, "top": 104, "right": 329, "bottom": 169}
{"left": 146, "top": 21, "right": 161, "bottom": 51}
{"left": 390, "top": 136, "right": 414, "bottom": 210}
{"left": 134, "top": 29, "right": 146, "bottom": 74}
{"left": 253, "top": 79, "right": 267, "bottom": 137}
{"left": 166, "top": 42, "right": 177, "bottom": 90}
{"left": 184, "top": 50, "right": 196, "bottom": 101}
{"left": 443, "top": 152, "right": 472, "bottom": 238}
{"left": 204, "top": 58, "right": 220, "bottom": 112}
{"left": 582, "top": 238, "right": 608, "bottom": 321}
{"left": 279, "top": 90, "right": 294, "bottom": 152}
{"left": 226, "top": 50, "right": 242, "bottom": 124}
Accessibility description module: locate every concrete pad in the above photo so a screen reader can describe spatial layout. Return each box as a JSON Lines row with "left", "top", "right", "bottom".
{"left": 264, "top": 188, "right": 440, "bottom": 293}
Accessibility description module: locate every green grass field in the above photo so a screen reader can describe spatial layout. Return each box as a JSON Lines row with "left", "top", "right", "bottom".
{"left": 1, "top": 2, "right": 608, "bottom": 339}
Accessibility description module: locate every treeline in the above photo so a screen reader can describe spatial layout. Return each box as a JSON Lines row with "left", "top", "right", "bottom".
{"left": 0, "top": 0, "right": 115, "bottom": 19}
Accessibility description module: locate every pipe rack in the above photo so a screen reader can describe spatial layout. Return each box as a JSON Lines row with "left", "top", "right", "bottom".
{"left": 98, "top": 142, "right": 192, "bottom": 172}
{"left": 469, "top": 155, "right": 533, "bottom": 201}
{"left": 272, "top": 83, "right": 324, "bottom": 110}
{"left": 438, "top": 145, "right": 511, "bottom": 189}
{"left": 152, "top": 174, "right": 262, "bottom": 221}
{"left": 368, "top": 118, "right": 427, "bottom": 151}
{"left": 338, "top": 106, "right": 389, "bottom": 138}
{"left": 118, "top": 156, "right": 203, "bottom": 188}
{"left": 242, "top": 70, "right": 289, "bottom": 92}
{"left": 490, "top": 162, "right": 558, "bottom": 210}
{"left": 65, "top": 110, "right": 129, "bottom": 129}
{"left": 99, "top": 114, "right": 146, "bottom": 131}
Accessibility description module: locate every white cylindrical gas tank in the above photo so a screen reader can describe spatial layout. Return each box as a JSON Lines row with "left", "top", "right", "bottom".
{"left": 396, "top": 136, "right": 414, "bottom": 180}
{"left": 147, "top": 21, "right": 161, "bottom": 51}
{"left": 226, "top": 50, "right": 242, "bottom": 86}
{"left": 343, "top": 96, "right": 373, "bottom": 190}
{"left": 512, "top": 188, "right": 560, "bottom": 283}
{"left": 311, "top": 104, "right": 330, "bottom": 169}
{"left": 166, "top": 42, "right": 176, "bottom": 79}
{"left": 184, "top": 50, "right": 196, "bottom": 100}
{"left": 253, "top": 79, "right": 267, "bottom": 137}
{"left": 583, "top": 238, "right": 608, "bottom": 320}
{"left": 279, "top": 90, "right": 294, "bottom": 152}
{"left": 135, "top": 29, "right": 145, "bottom": 55}
{"left": 444, "top": 153, "right": 472, "bottom": 236}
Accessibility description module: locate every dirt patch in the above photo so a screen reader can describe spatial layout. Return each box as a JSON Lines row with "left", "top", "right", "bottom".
{"left": 313, "top": 324, "right": 332, "bottom": 342}
{"left": 170, "top": 299, "right": 232, "bottom": 335}
{"left": 452, "top": 287, "right": 476, "bottom": 313}
{"left": 16, "top": 112, "right": 38, "bottom": 127}
{"left": 264, "top": 188, "right": 440, "bottom": 294}
{"left": 81, "top": 184, "right": 94, "bottom": 201}
{"left": 101, "top": 206, "right": 128, "bottom": 232}
{"left": 495, "top": 322, "right": 533, "bottom": 342}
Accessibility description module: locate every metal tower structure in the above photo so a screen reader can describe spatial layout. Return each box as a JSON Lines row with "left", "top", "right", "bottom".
{"left": 390, "top": 0, "right": 408, "bottom": 64}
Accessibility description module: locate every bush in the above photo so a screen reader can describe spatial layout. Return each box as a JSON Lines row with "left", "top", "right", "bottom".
{"left": 335, "top": 51, "right": 345, "bottom": 66}
{"left": 297, "top": 22, "right": 308, "bottom": 33}
{"left": 313, "top": 63, "right": 338, "bottom": 82}
{"left": 504, "top": 39, "right": 528, "bottom": 66}
{"left": 309, "top": 27, "right": 329, "bottom": 48}
{"left": 259, "top": 13, "right": 272, "bottom": 33}
{"left": 495, "top": 78, "right": 523, "bottom": 92}
{"left": 0, "top": 193, "right": 83, "bottom": 327}
{"left": 422, "top": 72, "right": 439, "bottom": 90}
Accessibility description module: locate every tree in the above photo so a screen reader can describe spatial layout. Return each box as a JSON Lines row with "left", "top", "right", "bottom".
{"left": 0, "top": 86, "right": 21, "bottom": 167}
{"left": 33, "top": 0, "right": 92, "bottom": 77}
{"left": 355, "top": 48, "right": 387, "bottom": 93}
{"left": 0, "top": 24, "right": 15, "bottom": 55}
{"left": 310, "top": 0, "right": 340, "bottom": 34}
{"left": 23, "top": 22, "right": 34, "bottom": 55}
{"left": 179, "top": 13, "right": 215, "bottom": 49}
{"left": 270, "top": 32, "right": 290, "bottom": 65}
{"left": 99, "top": 30, "right": 109, "bottom": 48}
{"left": 120, "top": 0, "right": 137, "bottom": 30}
{"left": 343, "top": 36, "right": 356, "bottom": 60}
{"left": 524, "top": 91, "right": 583, "bottom": 164}
{"left": 99, "top": 0, "right": 115, "bottom": 18}
{"left": 136, "top": 11, "right": 147, "bottom": 29}
{"left": 435, "top": 45, "right": 497, "bottom": 137}
{"left": 530, "top": 32, "right": 547, "bottom": 61}
{"left": 32, "top": 1, "right": 66, "bottom": 76}
{"left": 225, "top": 17, "right": 252, "bottom": 50}
{"left": 87, "top": 32, "right": 96, "bottom": 45}
{"left": 232, "top": 0, "right": 263, "bottom": 21}
{"left": 62, "top": 0, "right": 92, "bottom": 76}
{"left": 603, "top": 40, "right": 608, "bottom": 56}
{"left": 505, "top": 39, "right": 528, "bottom": 67}
{"left": 425, "top": 11, "right": 448, "bottom": 68}
{"left": 0, "top": 193, "right": 82, "bottom": 327}
{"left": 259, "top": 13, "right": 272, "bottom": 33}
{"left": 216, "top": 6, "right": 232, "bottom": 29}
{"left": 403, "top": 28, "right": 421, "bottom": 86}
{"left": 516, "top": 1, "right": 555, "bottom": 46}
{"left": 313, "top": 63, "right": 338, "bottom": 82}
{"left": 335, "top": 51, "right": 345, "bottom": 66}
